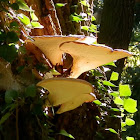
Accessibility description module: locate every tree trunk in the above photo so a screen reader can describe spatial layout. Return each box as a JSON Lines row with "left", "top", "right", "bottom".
{"left": 98, "top": 0, "right": 135, "bottom": 78}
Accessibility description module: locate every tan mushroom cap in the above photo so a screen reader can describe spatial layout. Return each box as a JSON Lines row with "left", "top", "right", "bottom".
{"left": 26, "top": 35, "right": 87, "bottom": 65}
{"left": 57, "top": 93, "right": 95, "bottom": 114}
{"left": 60, "top": 41, "right": 132, "bottom": 78}
{"left": 37, "top": 78, "right": 94, "bottom": 107}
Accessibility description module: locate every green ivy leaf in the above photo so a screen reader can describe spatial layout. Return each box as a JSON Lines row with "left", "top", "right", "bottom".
{"left": 114, "top": 97, "right": 124, "bottom": 105}
{"left": 102, "top": 80, "right": 117, "bottom": 87}
{"left": 121, "top": 122, "right": 126, "bottom": 127}
{"left": 30, "top": 11, "right": 38, "bottom": 21}
{"left": 91, "top": 16, "right": 96, "bottom": 21}
{"left": 119, "top": 84, "right": 131, "bottom": 97}
{"left": 16, "top": 0, "right": 31, "bottom": 11}
{"left": 80, "top": 0, "right": 90, "bottom": 7}
{"left": 124, "top": 98, "right": 137, "bottom": 113}
{"left": 10, "top": 3, "right": 19, "bottom": 10}
{"left": 70, "top": 14, "right": 83, "bottom": 23}
{"left": 81, "top": 26, "right": 89, "bottom": 31}
{"left": 6, "top": 31, "right": 19, "bottom": 43}
{"left": 31, "top": 21, "right": 44, "bottom": 28}
{"left": 104, "top": 62, "right": 116, "bottom": 67}
{"left": 55, "top": 3, "right": 67, "bottom": 8}
{"left": 59, "top": 129, "right": 75, "bottom": 139}
{"left": 126, "top": 136, "right": 134, "bottom": 140}
{"left": 0, "top": 44, "right": 18, "bottom": 63}
{"left": 110, "top": 108, "right": 120, "bottom": 112}
{"left": 5, "top": 90, "right": 18, "bottom": 104}
{"left": 0, "top": 31, "right": 7, "bottom": 42}
{"left": 105, "top": 128, "right": 118, "bottom": 134}
{"left": 109, "top": 92, "right": 119, "bottom": 97}
{"left": 122, "top": 127, "right": 126, "bottom": 131}
{"left": 10, "top": 21, "right": 19, "bottom": 29}
{"left": 25, "top": 84, "right": 36, "bottom": 97}
{"left": 0, "top": 112, "right": 11, "bottom": 125}
{"left": 125, "top": 118, "right": 135, "bottom": 126}
{"left": 18, "top": 14, "right": 31, "bottom": 25}
{"left": 110, "top": 72, "right": 119, "bottom": 81}
{"left": 50, "top": 69, "right": 61, "bottom": 76}
{"left": 93, "top": 100, "right": 102, "bottom": 105}
{"left": 90, "top": 24, "right": 97, "bottom": 30}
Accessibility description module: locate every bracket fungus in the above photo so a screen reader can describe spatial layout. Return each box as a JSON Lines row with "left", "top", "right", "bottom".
{"left": 37, "top": 78, "right": 95, "bottom": 114}
{"left": 60, "top": 41, "right": 132, "bottom": 78}
{"left": 26, "top": 35, "right": 88, "bottom": 66}
{"left": 57, "top": 93, "right": 95, "bottom": 114}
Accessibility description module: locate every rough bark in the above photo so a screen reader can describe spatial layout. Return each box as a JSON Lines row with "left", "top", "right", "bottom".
{"left": 98, "top": 0, "right": 135, "bottom": 80}
{"left": 98, "top": 0, "right": 134, "bottom": 49}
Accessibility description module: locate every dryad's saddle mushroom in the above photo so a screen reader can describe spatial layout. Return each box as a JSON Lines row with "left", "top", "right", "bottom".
{"left": 26, "top": 35, "right": 132, "bottom": 78}
{"left": 26, "top": 35, "right": 89, "bottom": 66}
{"left": 37, "top": 78, "right": 95, "bottom": 114}
{"left": 60, "top": 40, "right": 132, "bottom": 78}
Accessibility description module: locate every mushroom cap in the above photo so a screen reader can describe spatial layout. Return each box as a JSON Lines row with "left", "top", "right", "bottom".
{"left": 26, "top": 35, "right": 87, "bottom": 65}
{"left": 56, "top": 93, "right": 95, "bottom": 114}
{"left": 60, "top": 41, "right": 132, "bottom": 78}
{"left": 37, "top": 78, "right": 94, "bottom": 107}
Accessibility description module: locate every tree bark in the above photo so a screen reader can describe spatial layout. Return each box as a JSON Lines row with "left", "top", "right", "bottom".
{"left": 98, "top": 0, "right": 135, "bottom": 80}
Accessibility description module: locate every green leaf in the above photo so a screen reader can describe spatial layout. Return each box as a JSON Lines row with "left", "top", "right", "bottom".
{"left": 16, "top": 0, "right": 31, "bottom": 11}
{"left": 114, "top": 97, "right": 124, "bottom": 105}
{"left": 119, "top": 84, "right": 131, "bottom": 97}
{"left": 30, "top": 11, "right": 38, "bottom": 21}
{"left": 10, "top": 21, "right": 19, "bottom": 28}
{"left": 0, "top": 31, "right": 6, "bottom": 41}
{"left": 91, "top": 16, "right": 96, "bottom": 21}
{"left": 25, "top": 84, "right": 36, "bottom": 97}
{"left": 50, "top": 69, "right": 61, "bottom": 76}
{"left": 124, "top": 98, "right": 137, "bottom": 113}
{"left": 126, "top": 136, "right": 134, "bottom": 140}
{"left": 31, "top": 21, "right": 44, "bottom": 28}
{"left": 121, "top": 122, "right": 126, "bottom": 127}
{"left": 18, "top": 14, "right": 31, "bottom": 25}
{"left": 104, "top": 62, "right": 116, "bottom": 67}
{"left": 81, "top": 26, "right": 89, "bottom": 31}
{"left": 110, "top": 108, "right": 120, "bottom": 112}
{"left": 110, "top": 72, "right": 119, "bottom": 81}
{"left": 80, "top": 0, "right": 90, "bottom": 7}
{"left": 125, "top": 118, "right": 135, "bottom": 126}
{"left": 105, "top": 128, "right": 118, "bottom": 134}
{"left": 90, "top": 24, "right": 97, "bottom": 30}
{"left": 55, "top": 3, "right": 67, "bottom": 8}
{"left": 5, "top": 90, "right": 18, "bottom": 104}
{"left": 70, "top": 14, "right": 83, "bottom": 23}
{"left": 109, "top": 92, "right": 119, "bottom": 97}
{"left": 93, "top": 100, "right": 102, "bottom": 105}
{"left": 102, "top": 80, "right": 117, "bottom": 87}
{"left": 122, "top": 127, "right": 126, "bottom": 131}
{"left": 0, "top": 45, "right": 18, "bottom": 63}
{"left": 59, "top": 129, "right": 75, "bottom": 139}
{"left": 0, "top": 112, "right": 11, "bottom": 125}
{"left": 6, "top": 31, "right": 19, "bottom": 43}
{"left": 10, "top": 3, "right": 19, "bottom": 10}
